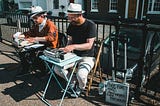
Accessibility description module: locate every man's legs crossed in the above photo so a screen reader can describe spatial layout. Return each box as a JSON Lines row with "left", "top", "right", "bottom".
{"left": 70, "top": 57, "right": 95, "bottom": 97}
{"left": 54, "top": 57, "right": 95, "bottom": 97}
{"left": 76, "top": 57, "right": 95, "bottom": 90}
{"left": 54, "top": 62, "right": 75, "bottom": 80}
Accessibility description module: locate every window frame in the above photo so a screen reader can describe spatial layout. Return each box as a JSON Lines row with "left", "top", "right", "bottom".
{"left": 147, "top": 0, "right": 160, "bottom": 14}
{"left": 91, "top": 0, "right": 98, "bottom": 12}
{"left": 109, "top": 0, "right": 118, "bottom": 13}
{"left": 53, "top": 0, "right": 59, "bottom": 9}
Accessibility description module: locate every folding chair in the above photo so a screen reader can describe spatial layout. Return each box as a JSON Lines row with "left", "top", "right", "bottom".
{"left": 57, "top": 32, "right": 68, "bottom": 48}
{"left": 86, "top": 40, "right": 103, "bottom": 96}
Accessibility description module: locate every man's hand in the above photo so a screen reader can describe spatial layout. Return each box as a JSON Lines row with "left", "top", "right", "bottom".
{"left": 18, "top": 34, "right": 25, "bottom": 39}
{"left": 25, "top": 37, "right": 46, "bottom": 43}
{"left": 59, "top": 45, "right": 75, "bottom": 53}
{"left": 12, "top": 33, "right": 25, "bottom": 39}
{"left": 25, "top": 37, "right": 37, "bottom": 43}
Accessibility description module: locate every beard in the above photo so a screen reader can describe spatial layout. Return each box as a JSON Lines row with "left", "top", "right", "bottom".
{"left": 71, "top": 21, "right": 80, "bottom": 25}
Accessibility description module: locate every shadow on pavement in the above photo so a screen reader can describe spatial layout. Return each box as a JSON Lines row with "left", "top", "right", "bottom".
{"left": 0, "top": 63, "right": 67, "bottom": 102}
{"left": 0, "top": 43, "right": 159, "bottom": 105}
{"left": 0, "top": 63, "right": 19, "bottom": 83}
{"left": 0, "top": 50, "right": 20, "bottom": 62}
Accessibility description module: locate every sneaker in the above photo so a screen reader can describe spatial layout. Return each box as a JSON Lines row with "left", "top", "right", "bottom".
{"left": 75, "top": 87, "right": 82, "bottom": 96}
{"left": 70, "top": 86, "right": 83, "bottom": 98}
{"left": 69, "top": 81, "right": 76, "bottom": 90}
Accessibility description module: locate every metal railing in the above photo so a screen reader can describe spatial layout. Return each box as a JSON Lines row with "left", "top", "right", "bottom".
{"left": 0, "top": 13, "right": 117, "bottom": 43}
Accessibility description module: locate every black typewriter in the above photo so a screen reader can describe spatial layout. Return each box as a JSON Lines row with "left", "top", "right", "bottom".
{"left": 43, "top": 48, "right": 77, "bottom": 62}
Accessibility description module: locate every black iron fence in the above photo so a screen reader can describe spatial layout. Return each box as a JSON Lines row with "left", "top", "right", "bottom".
{"left": 2, "top": 13, "right": 159, "bottom": 42}
{"left": 0, "top": 13, "right": 117, "bottom": 43}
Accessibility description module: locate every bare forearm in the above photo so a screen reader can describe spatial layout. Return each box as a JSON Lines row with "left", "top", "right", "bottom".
{"left": 61, "top": 37, "right": 95, "bottom": 53}
{"left": 60, "top": 43, "right": 92, "bottom": 53}
{"left": 73, "top": 37, "right": 95, "bottom": 51}
{"left": 25, "top": 37, "right": 46, "bottom": 43}
{"left": 73, "top": 43, "right": 92, "bottom": 51}
{"left": 34, "top": 37, "right": 46, "bottom": 42}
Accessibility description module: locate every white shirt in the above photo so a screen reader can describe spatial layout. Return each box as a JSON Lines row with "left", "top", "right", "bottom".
{"left": 38, "top": 18, "right": 47, "bottom": 32}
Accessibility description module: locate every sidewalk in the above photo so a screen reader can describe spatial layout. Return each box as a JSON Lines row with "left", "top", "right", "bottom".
{"left": 0, "top": 41, "right": 107, "bottom": 106}
{"left": 1, "top": 41, "right": 160, "bottom": 106}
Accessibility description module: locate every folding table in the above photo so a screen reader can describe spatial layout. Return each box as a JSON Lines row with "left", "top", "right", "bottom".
{"left": 39, "top": 55, "right": 81, "bottom": 106}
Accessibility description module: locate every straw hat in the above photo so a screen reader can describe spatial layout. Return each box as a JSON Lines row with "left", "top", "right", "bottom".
{"left": 66, "top": 3, "right": 85, "bottom": 14}
{"left": 30, "top": 6, "right": 47, "bottom": 18}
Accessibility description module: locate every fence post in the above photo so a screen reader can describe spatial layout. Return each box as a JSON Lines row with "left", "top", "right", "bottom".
{"left": 17, "top": 19, "right": 21, "bottom": 31}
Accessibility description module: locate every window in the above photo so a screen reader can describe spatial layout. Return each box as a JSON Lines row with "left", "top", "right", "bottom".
{"left": 148, "top": 0, "right": 160, "bottom": 14}
{"left": 53, "top": 0, "right": 59, "bottom": 9}
{"left": 109, "top": 0, "right": 118, "bottom": 13}
{"left": 91, "top": 0, "right": 98, "bottom": 12}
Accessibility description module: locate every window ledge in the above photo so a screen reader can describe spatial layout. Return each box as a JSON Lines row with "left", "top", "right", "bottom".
{"left": 108, "top": 11, "right": 118, "bottom": 13}
{"left": 147, "top": 11, "right": 160, "bottom": 14}
{"left": 91, "top": 10, "right": 98, "bottom": 12}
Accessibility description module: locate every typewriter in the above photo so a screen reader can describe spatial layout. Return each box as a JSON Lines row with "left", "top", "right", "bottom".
{"left": 43, "top": 48, "right": 77, "bottom": 63}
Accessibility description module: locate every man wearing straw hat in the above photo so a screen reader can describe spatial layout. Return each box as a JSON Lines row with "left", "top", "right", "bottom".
{"left": 15, "top": 6, "right": 58, "bottom": 76}
{"left": 54, "top": 3, "right": 97, "bottom": 97}
{"left": 24, "top": 6, "right": 58, "bottom": 48}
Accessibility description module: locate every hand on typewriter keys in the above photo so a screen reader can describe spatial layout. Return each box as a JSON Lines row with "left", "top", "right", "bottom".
{"left": 26, "top": 37, "right": 38, "bottom": 43}
{"left": 59, "top": 45, "right": 75, "bottom": 53}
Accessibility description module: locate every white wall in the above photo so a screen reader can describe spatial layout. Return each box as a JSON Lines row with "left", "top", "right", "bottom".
{"left": 36, "top": 0, "right": 46, "bottom": 10}
{"left": 14, "top": 0, "right": 18, "bottom": 3}
{"left": 32, "top": 0, "right": 37, "bottom": 6}
{"left": 18, "top": 0, "right": 32, "bottom": 9}
{"left": 50, "top": 0, "right": 68, "bottom": 16}
{"left": 17, "top": 0, "right": 71, "bottom": 16}
{"left": 74, "top": 0, "right": 84, "bottom": 9}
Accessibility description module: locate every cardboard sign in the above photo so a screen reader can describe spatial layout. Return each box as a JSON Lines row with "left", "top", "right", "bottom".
{"left": 105, "top": 80, "right": 129, "bottom": 106}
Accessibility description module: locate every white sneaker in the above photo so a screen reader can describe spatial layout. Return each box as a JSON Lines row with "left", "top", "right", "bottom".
{"left": 70, "top": 86, "right": 82, "bottom": 98}
{"left": 69, "top": 81, "right": 76, "bottom": 90}
{"left": 75, "top": 87, "right": 82, "bottom": 96}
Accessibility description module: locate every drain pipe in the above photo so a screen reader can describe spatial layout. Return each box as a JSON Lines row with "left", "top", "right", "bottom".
{"left": 141, "top": 0, "right": 145, "bottom": 19}
{"left": 125, "top": 0, "right": 129, "bottom": 18}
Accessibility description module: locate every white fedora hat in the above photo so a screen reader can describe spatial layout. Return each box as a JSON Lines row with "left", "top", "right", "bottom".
{"left": 66, "top": 3, "right": 85, "bottom": 14}
{"left": 30, "top": 6, "right": 47, "bottom": 18}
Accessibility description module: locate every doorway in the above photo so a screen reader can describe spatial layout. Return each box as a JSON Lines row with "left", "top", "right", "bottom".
{"left": 128, "top": 0, "right": 137, "bottom": 18}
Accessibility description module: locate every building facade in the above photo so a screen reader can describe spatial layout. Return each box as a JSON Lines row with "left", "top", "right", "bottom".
{"left": 1, "top": 0, "right": 159, "bottom": 23}
{"left": 85, "top": 0, "right": 160, "bottom": 23}
{"left": 17, "top": 0, "right": 83, "bottom": 16}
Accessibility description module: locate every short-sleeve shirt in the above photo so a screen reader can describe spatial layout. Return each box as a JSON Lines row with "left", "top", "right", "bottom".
{"left": 67, "top": 19, "right": 97, "bottom": 57}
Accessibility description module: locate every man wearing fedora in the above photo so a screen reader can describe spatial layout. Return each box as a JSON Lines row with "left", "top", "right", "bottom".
{"left": 54, "top": 3, "right": 97, "bottom": 97}
{"left": 17, "top": 6, "right": 58, "bottom": 77}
